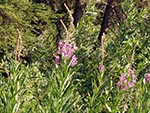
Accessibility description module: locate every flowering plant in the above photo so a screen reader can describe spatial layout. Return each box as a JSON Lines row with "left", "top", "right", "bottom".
{"left": 54, "top": 40, "right": 78, "bottom": 67}
{"left": 116, "top": 69, "right": 136, "bottom": 90}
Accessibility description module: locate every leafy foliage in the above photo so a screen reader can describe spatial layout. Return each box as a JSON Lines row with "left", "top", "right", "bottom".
{"left": 1, "top": 0, "right": 150, "bottom": 112}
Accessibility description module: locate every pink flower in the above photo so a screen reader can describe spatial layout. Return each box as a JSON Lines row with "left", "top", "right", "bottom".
{"left": 116, "top": 82, "right": 120, "bottom": 87}
{"left": 117, "top": 71, "right": 137, "bottom": 90}
{"left": 132, "top": 74, "right": 136, "bottom": 80}
{"left": 145, "top": 73, "right": 150, "bottom": 82}
{"left": 128, "top": 69, "right": 134, "bottom": 75}
{"left": 99, "top": 64, "right": 105, "bottom": 70}
{"left": 120, "top": 84, "right": 127, "bottom": 90}
{"left": 73, "top": 44, "right": 78, "bottom": 50}
{"left": 116, "top": 82, "right": 127, "bottom": 90}
{"left": 55, "top": 40, "right": 78, "bottom": 67}
{"left": 119, "top": 73, "right": 126, "bottom": 81}
{"left": 54, "top": 55, "right": 60, "bottom": 64}
{"left": 128, "top": 81, "right": 136, "bottom": 87}
{"left": 70, "top": 55, "right": 78, "bottom": 67}
{"left": 58, "top": 40, "right": 65, "bottom": 47}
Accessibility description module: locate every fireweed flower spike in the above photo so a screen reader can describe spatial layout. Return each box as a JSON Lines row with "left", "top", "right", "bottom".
{"left": 54, "top": 40, "right": 78, "bottom": 67}
{"left": 116, "top": 73, "right": 127, "bottom": 90}
{"left": 116, "top": 69, "right": 136, "bottom": 90}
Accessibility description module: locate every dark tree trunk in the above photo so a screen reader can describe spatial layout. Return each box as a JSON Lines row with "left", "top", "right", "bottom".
{"left": 98, "top": 0, "right": 113, "bottom": 44}
{"left": 73, "top": 0, "right": 87, "bottom": 27}
{"left": 35, "top": 0, "right": 87, "bottom": 38}
{"left": 50, "top": 0, "right": 87, "bottom": 38}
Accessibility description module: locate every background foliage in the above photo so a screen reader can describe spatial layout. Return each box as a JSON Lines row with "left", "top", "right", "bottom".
{"left": 0, "top": 0, "right": 150, "bottom": 112}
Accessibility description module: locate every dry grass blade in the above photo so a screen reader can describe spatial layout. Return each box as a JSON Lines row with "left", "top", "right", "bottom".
{"left": 15, "top": 29, "right": 22, "bottom": 61}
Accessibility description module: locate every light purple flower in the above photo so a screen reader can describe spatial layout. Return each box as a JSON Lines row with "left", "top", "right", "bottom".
{"left": 119, "top": 73, "right": 128, "bottom": 84}
{"left": 116, "top": 82, "right": 127, "bottom": 90}
{"left": 120, "top": 73, "right": 126, "bottom": 81}
{"left": 132, "top": 74, "right": 136, "bottom": 80}
{"left": 58, "top": 40, "right": 65, "bottom": 47}
{"left": 55, "top": 40, "right": 78, "bottom": 67}
{"left": 73, "top": 44, "right": 78, "bottom": 50}
{"left": 54, "top": 55, "right": 60, "bottom": 64}
{"left": 128, "top": 69, "right": 134, "bottom": 75}
{"left": 117, "top": 71, "right": 136, "bottom": 90}
{"left": 116, "top": 82, "right": 120, "bottom": 87}
{"left": 99, "top": 64, "right": 105, "bottom": 70}
{"left": 70, "top": 55, "right": 78, "bottom": 67}
{"left": 120, "top": 84, "right": 127, "bottom": 90}
{"left": 128, "top": 81, "right": 136, "bottom": 87}
{"left": 145, "top": 73, "right": 150, "bottom": 82}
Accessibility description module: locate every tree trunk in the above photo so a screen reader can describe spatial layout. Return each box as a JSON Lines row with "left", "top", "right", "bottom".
{"left": 73, "top": 0, "right": 87, "bottom": 27}
{"left": 98, "top": 0, "right": 113, "bottom": 44}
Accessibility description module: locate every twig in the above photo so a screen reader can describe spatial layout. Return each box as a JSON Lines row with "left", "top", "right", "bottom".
{"left": 64, "top": 3, "right": 75, "bottom": 31}
{"left": 60, "top": 19, "right": 69, "bottom": 39}
{"left": 64, "top": 3, "right": 75, "bottom": 38}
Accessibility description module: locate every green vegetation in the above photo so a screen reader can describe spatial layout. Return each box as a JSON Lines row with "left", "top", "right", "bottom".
{"left": 0, "top": 0, "right": 150, "bottom": 112}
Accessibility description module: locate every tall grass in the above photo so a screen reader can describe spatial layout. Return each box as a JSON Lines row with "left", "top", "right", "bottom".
{"left": 1, "top": 0, "right": 150, "bottom": 112}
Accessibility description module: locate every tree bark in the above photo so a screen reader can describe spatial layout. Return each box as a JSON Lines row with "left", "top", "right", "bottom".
{"left": 98, "top": 0, "right": 113, "bottom": 44}
{"left": 73, "top": 0, "right": 87, "bottom": 27}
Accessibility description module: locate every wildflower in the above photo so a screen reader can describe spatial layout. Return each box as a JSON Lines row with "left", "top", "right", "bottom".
{"left": 128, "top": 80, "right": 136, "bottom": 87}
{"left": 132, "top": 74, "right": 136, "bottom": 80}
{"left": 70, "top": 55, "right": 78, "bottom": 67}
{"left": 117, "top": 73, "right": 127, "bottom": 90}
{"left": 116, "top": 82, "right": 127, "bottom": 90}
{"left": 73, "top": 44, "right": 78, "bottom": 50}
{"left": 99, "top": 64, "right": 105, "bottom": 70}
{"left": 57, "top": 40, "right": 76, "bottom": 59}
{"left": 120, "top": 84, "right": 127, "bottom": 90}
{"left": 58, "top": 40, "right": 65, "bottom": 47}
{"left": 117, "top": 69, "right": 136, "bottom": 90}
{"left": 119, "top": 73, "right": 127, "bottom": 82}
{"left": 145, "top": 73, "right": 150, "bottom": 82}
{"left": 54, "top": 40, "right": 78, "bottom": 67}
{"left": 128, "top": 69, "right": 134, "bottom": 75}
{"left": 54, "top": 55, "right": 60, "bottom": 65}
